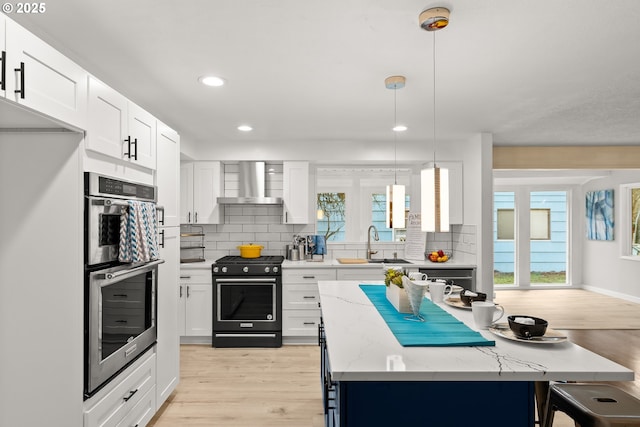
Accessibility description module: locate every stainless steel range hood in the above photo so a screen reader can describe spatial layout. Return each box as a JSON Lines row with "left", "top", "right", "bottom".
{"left": 217, "top": 161, "right": 283, "bottom": 205}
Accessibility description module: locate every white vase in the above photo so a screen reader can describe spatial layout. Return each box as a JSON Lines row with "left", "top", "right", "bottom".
{"left": 386, "top": 282, "right": 411, "bottom": 313}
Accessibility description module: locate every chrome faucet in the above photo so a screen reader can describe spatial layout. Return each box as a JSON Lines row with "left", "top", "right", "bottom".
{"left": 367, "top": 225, "right": 379, "bottom": 260}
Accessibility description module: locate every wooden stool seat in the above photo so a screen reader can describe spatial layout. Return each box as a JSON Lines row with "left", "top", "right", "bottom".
{"left": 543, "top": 383, "right": 640, "bottom": 427}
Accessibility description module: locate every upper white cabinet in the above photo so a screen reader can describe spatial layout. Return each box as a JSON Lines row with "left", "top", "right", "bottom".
{"left": 87, "top": 76, "right": 157, "bottom": 170}
{"left": 180, "top": 162, "right": 223, "bottom": 224}
{"left": 283, "top": 161, "right": 309, "bottom": 224}
{"left": 2, "top": 17, "right": 87, "bottom": 129}
{"left": 156, "top": 122, "right": 180, "bottom": 227}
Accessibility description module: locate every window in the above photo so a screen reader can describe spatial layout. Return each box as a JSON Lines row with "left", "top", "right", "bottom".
{"left": 316, "top": 167, "right": 412, "bottom": 242}
{"left": 494, "top": 189, "right": 568, "bottom": 287}
{"left": 317, "top": 192, "right": 346, "bottom": 242}
{"left": 619, "top": 183, "right": 640, "bottom": 258}
{"left": 372, "top": 193, "right": 410, "bottom": 242}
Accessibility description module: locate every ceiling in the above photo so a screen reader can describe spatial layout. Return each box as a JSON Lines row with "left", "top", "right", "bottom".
{"left": 9, "top": 1, "right": 640, "bottom": 149}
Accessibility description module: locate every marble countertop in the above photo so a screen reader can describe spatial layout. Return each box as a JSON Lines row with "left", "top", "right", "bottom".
{"left": 318, "top": 280, "right": 634, "bottom": 382}
{"left": 283, "top": 259, "right": 476, "bottom": 269}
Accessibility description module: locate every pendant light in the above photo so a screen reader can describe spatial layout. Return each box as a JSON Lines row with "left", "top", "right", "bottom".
{"left": 385, "top": 75, "right": 406, "bottom": 229}
{"left": 420, "top": 7, "right": 450, "bottom": 233}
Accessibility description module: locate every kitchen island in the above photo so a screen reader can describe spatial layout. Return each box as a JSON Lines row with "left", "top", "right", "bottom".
{"left": 318, "top": 281, "right": 634, "bottom": 427}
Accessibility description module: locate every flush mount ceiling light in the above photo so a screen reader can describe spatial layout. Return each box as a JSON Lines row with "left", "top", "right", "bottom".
{"left": 393, "top": 125, "right": 408, "bottom": 132}
{"left": 420, "top": 7, "right": 450, "bottom": 233}
{"left": 385, "top": 75, "right": 406, "bottom": 230}
{"left": 198, "top": 75, "right": 225, "bottom": 87}
{"left": 419, "top": 7, "right": 450, "bottom": 31}
{"left": 237, "top": 125, "right": 253, "bottom": 132}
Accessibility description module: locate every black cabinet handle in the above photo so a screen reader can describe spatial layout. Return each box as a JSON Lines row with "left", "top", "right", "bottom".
{"left": 123, "top": 388, "right": 138, "bottom": 402}
{"left": 132, "top": 137, "right": 138, "bottom": 160}
{"left": 14, "top": 62, "right": 24, "bottom": 99}
{"left": 0, "top": 51, "right": 5, "bottom": 91}
{"left": 188, "top": 212, "right": 191, "bottom": 223}
{"left": 124, "top": 136, "right": 132, "bottom": 158}
{"left": 159, "top": 229, "right": 165, "bottom": 248}
{"left": 179, "top": 285, "right": 183, "bottom": 298}
{"left": 187, "top": 285, "right": 190, "bottom": 298}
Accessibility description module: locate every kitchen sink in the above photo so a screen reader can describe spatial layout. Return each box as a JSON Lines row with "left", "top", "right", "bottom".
{"left": 367, "top": 258, "right": 412, "bottom": 264}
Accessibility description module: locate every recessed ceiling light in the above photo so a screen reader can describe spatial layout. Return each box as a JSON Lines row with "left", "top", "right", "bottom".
{"left": 393, "top": 125, "right": 408, "bottom": 132}
{"left": 237, "top": 125, "right": 253, "bottom": 132}
{"left": 198, "top": 75, "right": 225, "bottom": 87}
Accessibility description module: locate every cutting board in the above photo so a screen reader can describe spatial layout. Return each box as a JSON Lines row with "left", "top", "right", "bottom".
{"left": 337, "top": 258, "right": 369, "bottom": 264}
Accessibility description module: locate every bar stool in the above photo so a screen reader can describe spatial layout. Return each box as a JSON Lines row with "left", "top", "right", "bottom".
{"left": 543, "top": 383, "right": 640, "bottom": 427}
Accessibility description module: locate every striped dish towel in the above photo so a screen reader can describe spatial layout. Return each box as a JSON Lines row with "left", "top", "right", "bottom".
{"left": 118, "top": 201, "right": 159, "bottom": 263}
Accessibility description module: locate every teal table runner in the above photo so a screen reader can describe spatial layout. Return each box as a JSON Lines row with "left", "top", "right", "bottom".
{"left": 359, "top": 284, "right": 495, "bottom": 347}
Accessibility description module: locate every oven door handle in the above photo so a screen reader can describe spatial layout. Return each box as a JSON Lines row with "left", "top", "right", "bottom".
{"left": 97, "top": 259, "right": 165, "bottom": 280}
{"left": 215, "top": 278, "right": 277, "bottom": 283}
{"left": 90, "top": 198, "right": 130, "bottom": 207}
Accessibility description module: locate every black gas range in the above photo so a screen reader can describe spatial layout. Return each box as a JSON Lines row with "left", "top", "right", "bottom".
{"left": 211, "top": 255, "right": 284, "bottom": 347}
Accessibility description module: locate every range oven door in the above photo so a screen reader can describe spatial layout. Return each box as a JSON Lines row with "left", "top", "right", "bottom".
{"left": 85, "top": 259, "right": 163, "bottom": 398}
{"left": 214, "top": 278, "right": 281, "bottom": 331}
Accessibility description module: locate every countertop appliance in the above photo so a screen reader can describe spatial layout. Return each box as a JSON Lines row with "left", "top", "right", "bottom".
{"left": 212, "top": 255, "right": 284, "bottom": 347}
{"left": 83, "top": 172, "right": 162, "bottom": 398}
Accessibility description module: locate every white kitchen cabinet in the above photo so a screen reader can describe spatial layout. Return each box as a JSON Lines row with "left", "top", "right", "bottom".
{"left": 3, "top": 16, "right": 87, "bottom": 129}
{"left": 179, "top": 267, "right": 213, "bottom": 338}
{"left": 180, "top": 162, "right": 223, "bottom": 224}
{"left": 156, "top": 122, "right": 180, "bottom": 227}
{"left": 87, "top": 76, "right": 157, "bottom": 170}
{"left": 155, "top": 226, "right": 180, "bottom": 409}
{"left": 282, "top": 268, "right": 336, "bottom": 340}
{"left": 0, "top": 16, "right": 5, "bottom": 99}
{"left": 283, "top": 161, "right": 310, "bottom": 224}
{"left": 83, "top": 351, "right": 156, "bottom": 427}
{"left": 336, "top": 268, "right": 383, "bottom": 281}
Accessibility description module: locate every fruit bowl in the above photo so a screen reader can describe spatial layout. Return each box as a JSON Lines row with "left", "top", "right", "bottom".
{"left": 427, "top": 250, "right": 451, "bottom": 263}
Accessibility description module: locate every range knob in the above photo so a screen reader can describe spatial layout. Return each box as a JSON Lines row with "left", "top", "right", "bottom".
{"left": 213, "top": 266, "right": 219, "bottom": 273}
{"left": 221, "top": 266, "right": 227, "bottom": 273}
{"left": 264, "top": 266, "right": 271, "bottom": 273}
{"left": 243, "top": 266, "right": 249, "bottom": 273}
{"left": 273, "top": 266, "right": 279, "bottom": 273}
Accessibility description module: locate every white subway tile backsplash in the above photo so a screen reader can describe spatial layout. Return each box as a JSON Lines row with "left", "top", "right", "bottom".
{"left": 182, "top": 203, "right": 477, "bottom": 262}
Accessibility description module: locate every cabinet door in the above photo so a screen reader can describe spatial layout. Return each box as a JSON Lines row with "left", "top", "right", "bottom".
{"left": 5, "top": 18, "right": 87, "bottom": 129}
{"left": 178, "top": 284, "right": 187, "bottom": 335}
{"left": 193, "top": 162, "right": 223, "bottom": 224}
{"left": 87, "top": 76, "right": 128, "bottom": 160}
{"left": 128, "top": 102, "right": 156, "bottom": 170}
{"left": 180, "top": 163, "right": 194, "bottom": 224}
{"left": 185, "top": 284, "right": 213, "bottom": 336}
{"left": 0, "top": 16, "right": 6, "bottom": 99}
{"left": 156, "top": 122, "right": 180, "bottom": 227}
{"left": 283, "top": 161, "right": 309, "bottom": 224}
{"left": 156, "top": 227, "right": 179, "bottom": 407}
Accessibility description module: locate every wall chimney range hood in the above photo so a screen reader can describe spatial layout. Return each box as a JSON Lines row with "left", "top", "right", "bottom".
{"left": 217, "top": 161, "right": 283, "bottom": 205}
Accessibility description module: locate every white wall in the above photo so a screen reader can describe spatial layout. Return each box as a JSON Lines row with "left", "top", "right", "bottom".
{"left": 582, "top": 170, "right": 640, "bottom": 301}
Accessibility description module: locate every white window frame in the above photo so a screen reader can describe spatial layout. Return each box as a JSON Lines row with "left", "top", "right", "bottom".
{"left": 619, "top": 182, "right": 640, "bottom": 261}
{"left": 494, "top": 184, "right": 575, "bottom": 288}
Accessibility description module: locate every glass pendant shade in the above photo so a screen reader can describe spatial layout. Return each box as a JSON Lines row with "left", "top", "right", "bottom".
{"left": 386, "top": 184, "right": 406, "bottom": 229}
{"left": 420, "top": 167, "right": 449, "bottom": 232}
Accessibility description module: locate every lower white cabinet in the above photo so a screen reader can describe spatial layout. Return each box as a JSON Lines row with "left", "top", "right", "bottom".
{"left": 282, "top": 268, "right": 336, "bottom": 339}
{"left": 336, "top": 268, "right": 383, "bottom": 281}
{"left": 179, "top": 267, "right": 213, "bottom": 338}
{"left": 84, "top": 351, "right": 156, "bottom": 427}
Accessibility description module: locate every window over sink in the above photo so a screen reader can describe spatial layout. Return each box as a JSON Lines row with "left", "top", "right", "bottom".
{"left": 316, "top": 166, "right": 412, "bottom": 243}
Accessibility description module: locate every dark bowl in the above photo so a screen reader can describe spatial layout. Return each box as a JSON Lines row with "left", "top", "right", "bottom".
{"left": 459, "top": 289, "right": 487, "bottom": 306}
{"left": 508, "top": 315, "right": 548, "bottom": 338}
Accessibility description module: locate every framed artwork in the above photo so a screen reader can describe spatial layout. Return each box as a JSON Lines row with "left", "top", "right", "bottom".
{"left": 586, "top": 189, "right": 614, "bottom": 240}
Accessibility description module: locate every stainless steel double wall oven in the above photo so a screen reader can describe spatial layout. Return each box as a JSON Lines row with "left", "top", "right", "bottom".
{"left": 212, "top": 256, "right": 284, "bottom": 348}
{"left": 83, "top": 172, "right": 163, "bottom": 398}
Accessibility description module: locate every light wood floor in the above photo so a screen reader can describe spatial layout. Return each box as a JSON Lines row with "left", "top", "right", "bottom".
{"left": 148, "top": 345, "right": 324, "bottom": 427}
